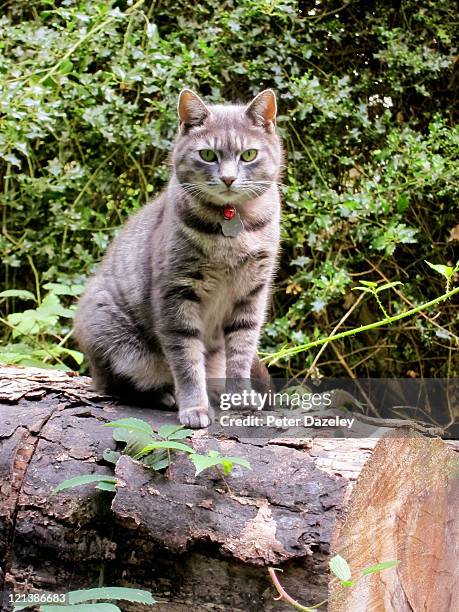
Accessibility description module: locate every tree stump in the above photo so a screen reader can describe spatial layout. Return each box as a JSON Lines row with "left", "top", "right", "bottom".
{"left": 329, "top": 431, "right": 459, "bottom": 612}
{"left": 0, "top": 365, "right": 457, "bottom": 611}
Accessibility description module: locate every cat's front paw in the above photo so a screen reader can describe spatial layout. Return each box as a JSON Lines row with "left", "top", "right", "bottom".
{"left": 179, "top": 405, "right": 211, "bottom": 429}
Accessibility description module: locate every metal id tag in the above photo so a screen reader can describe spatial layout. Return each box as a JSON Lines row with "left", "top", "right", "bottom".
{"left": 220, "top": 213, "right": 244, "bottom": 237}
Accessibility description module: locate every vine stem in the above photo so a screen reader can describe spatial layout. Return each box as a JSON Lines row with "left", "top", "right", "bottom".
{"left": 264, "top": 285, "right": 459, "bottom": 364}
{"left": 268, "top": 568, "right": 327, "bottom": 611}
{"left": 373, "top": 291, "right": 388, "bottom": 318}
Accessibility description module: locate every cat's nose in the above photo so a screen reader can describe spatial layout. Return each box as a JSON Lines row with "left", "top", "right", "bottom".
{"left": 221, "top": 176, "right": 236, "bottom": 187}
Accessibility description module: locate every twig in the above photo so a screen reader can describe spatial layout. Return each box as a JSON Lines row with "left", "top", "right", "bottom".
{"left": 305, "top": 293, "right": 365, "bottom": 378}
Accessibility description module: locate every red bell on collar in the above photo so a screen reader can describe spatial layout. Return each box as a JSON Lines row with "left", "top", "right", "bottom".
{"left": 223, "top": 204, "right": 236, "bottom": 220}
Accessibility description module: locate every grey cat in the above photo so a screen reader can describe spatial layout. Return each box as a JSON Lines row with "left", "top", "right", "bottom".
{"left": 74, "top": 88, "right": 282, "bottom": 428}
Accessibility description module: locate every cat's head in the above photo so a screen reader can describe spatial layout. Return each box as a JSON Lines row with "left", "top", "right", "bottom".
{"left": 172, "top": 89, "right": 282, "bottom": 206}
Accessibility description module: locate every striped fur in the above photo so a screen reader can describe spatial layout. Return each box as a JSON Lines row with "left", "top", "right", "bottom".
{"left": 74, "top": 89, "right": 282, "bottom": 428}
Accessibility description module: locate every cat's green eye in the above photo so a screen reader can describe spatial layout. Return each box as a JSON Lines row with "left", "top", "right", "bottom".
{"left": 241, "top": 149, "right": 258, "bottom": 162}
{"left": 199, "top": 149, "right": 218, "bottom": 162}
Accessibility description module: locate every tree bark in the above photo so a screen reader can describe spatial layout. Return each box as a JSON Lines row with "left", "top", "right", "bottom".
{"left": 0, "top": 365, "right": 457, "bottom": 611}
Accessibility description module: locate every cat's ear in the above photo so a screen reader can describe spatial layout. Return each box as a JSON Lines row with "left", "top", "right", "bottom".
{"left": 245, "top": 89, "right": 277, "bottom": 132}
{"left": 178, "top": 89, "right": 210, "bottom": 128}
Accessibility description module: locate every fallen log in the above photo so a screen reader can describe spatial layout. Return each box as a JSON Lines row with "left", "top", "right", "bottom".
{"left": 0, "top": 365, "right": 457, "bottom": 611}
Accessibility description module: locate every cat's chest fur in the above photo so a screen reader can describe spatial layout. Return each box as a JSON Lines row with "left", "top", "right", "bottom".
{"left": 189, "top": 249, "right": 269, "bottom": 342}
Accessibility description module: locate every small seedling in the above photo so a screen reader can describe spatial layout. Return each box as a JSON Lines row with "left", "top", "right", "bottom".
{"left": 352, "top": 280, "right": 403, "bottom": 317}
{"left": 269, "top": 555, "right": 400, "bottom": 610}
{"left": 54, "top": 418, "right": 251, "bottom": 495}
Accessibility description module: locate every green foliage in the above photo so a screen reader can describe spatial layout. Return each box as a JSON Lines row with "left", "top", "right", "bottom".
{"left": 103, "top": 417, "right": 196, "bottom": 470}
{"left": 55, "top": 418, "right": 251, "bottom": 495}
{"left": 53, "top": 473, "right": 117, "bottom": 493}
{"left": 104, "top": 417, "right": 251, "bottom": 478}
{"left": 0, "top": 281, "right": 84, "bottom": 369}
{"left": 1, "top": 0, "right": 457, "bottom": 376}
{"left": 190, "top": 449, "right": 252, "bottom": 476}
{"left": 13, "top": 586, "right": 156, "bottom": 611}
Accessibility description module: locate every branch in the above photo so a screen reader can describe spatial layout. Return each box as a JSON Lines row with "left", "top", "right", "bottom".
{"left": 264, "top": 285, "right": 459, "bottom": 364}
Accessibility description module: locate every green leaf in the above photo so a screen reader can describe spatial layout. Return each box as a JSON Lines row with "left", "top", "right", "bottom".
{"left": 0, "top": 289, "right": 36, "bottom": 301}
{"left": 112, "top": 428, "right": 131, "bottom": 443}
{"left": 59, "top": 58, "right": 74, "bottom": 75}
{"left": 145, "top": 457, "right": 170, "bottom": 470}
{"left": 57, "top": 347, "right": 85, "bottom": 365}
{"left": 220, "top": 456, "right": 252, "bottom": 473}
{"left": 134, "top": 440, "right": 195, "bottom": 458}
{"left": 396, "top": 193, "right": 409, "bottom": 212}
{"left": 340, "top": 580, "right": 354, "bottom": 587}
{"left": 221, "top": 459, "right": 234, "bottom": 476}
{"left": 40, "top": 605, "right": 122, "bottom": 612}
{"left": 190, "top": 453, "right": 223, "bottom": 476}
{"left": 43, "top": 282, "right": 84, "bottom": 296}
{"left": 166, "top": 428, "right": 194, "bottom": 440}
{"left": 375, "top": 281, "right": 403, "bottom": 293}
{"left": 7, "top": 310, "right": 41, "bottom": 337}
{"left": 68, "top": 587, "right": 156, "bottom": 605}
{"left": 158, "top": 425, "right": 193, "bottom": 440}
{"left": 103, "top": 449, "right": 121, "bottom": 464}
{"left": 37, "top": 293, "right": 75, "bottom": 319}
{"left": 125, "top": 431, "right": 154, "bottom": 457}
{"left": 329, "top": 554, "right": 352, "bottom": 581}
{"left": 352, "top": 286, "right": 374, "bottom": 293}
{"left": 103, "top": 418, "right": 154, "bottom": 437}
{"left": 425, "top": 261, "right": 454, "bottom": 279}
{"left": 96, "top": 481, "right": 116, "bottom": 492}
{"left": 53, "top": 474, "right": 116, "bottom": 493}
{"left": 190, "top": 451, "right": 251, "bottom": 476}
{"left": 362, "top": 560, "right": 400, "bottom": 575}
{"left": 359, "top": 280, "right": 378, "bottom": 288}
